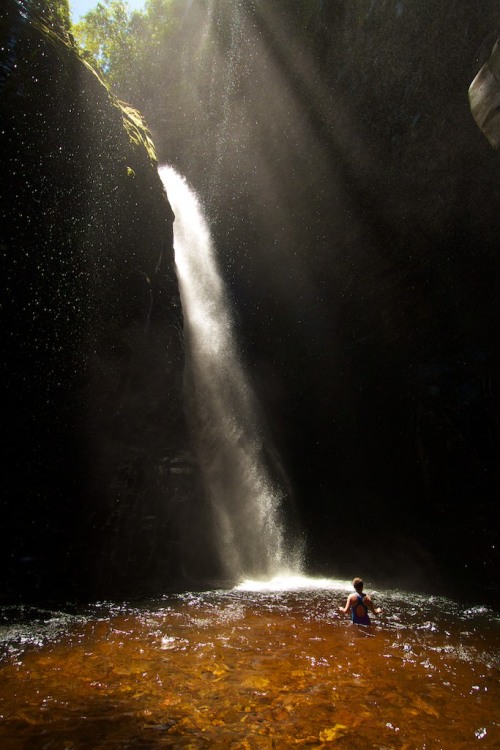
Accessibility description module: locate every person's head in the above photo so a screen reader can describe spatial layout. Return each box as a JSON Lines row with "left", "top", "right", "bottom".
{"left": 353, "top": 577, "right": 364, "bottom": 593}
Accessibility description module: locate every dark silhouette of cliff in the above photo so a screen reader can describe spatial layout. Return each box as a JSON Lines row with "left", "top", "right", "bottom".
{"left": 0, "top": 0, "right": 222, "bottom": 603}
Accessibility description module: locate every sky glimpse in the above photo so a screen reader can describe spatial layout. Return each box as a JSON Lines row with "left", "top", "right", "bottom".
{"left": 70, "top": 0, "right": 146, "bottom": 22}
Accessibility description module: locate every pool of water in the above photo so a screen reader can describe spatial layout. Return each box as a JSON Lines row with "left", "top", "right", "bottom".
{"left": 0, "top": 577, "right": 498, "bottom": 748}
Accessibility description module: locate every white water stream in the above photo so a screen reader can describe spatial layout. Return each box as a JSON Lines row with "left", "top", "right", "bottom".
{"left": 159, "top": 165, "right": 301, "bottom": 580}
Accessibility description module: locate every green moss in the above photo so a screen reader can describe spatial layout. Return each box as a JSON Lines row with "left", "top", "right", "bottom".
{"left": 29, "top": 12, "right": 158, "bottom": 169}
{"left": 118, "top": 101, "right": 158, "bottom": 165}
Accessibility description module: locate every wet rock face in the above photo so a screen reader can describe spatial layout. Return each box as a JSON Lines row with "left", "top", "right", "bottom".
{"left": 144, "top": 0, "right": 500, "bottom": 597}
{"left": 0, "top": 1, "right": 207, "bottom": 602}
{"left": 469, "top": 39, "right": 500, "bottom": 149}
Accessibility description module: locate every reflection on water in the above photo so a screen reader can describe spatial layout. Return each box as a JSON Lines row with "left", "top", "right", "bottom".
{"left": 0, "top": 578, "right": 498, "bottom": 749}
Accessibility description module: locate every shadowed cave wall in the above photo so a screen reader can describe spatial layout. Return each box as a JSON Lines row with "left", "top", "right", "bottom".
{"left": 0, "top": 0, "right": 223, "bottom": 603}
{"left": 2, "top": 0, "right": 500, "bottom": 604}
{"left": 135, "top": 0, "right": 500, "bottom": 600}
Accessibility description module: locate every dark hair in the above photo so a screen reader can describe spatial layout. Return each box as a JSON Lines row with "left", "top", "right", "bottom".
{"left": 353, "top": 577, "right": 364, "bottom": 592}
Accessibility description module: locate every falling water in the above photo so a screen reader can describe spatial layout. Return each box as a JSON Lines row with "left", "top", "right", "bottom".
{"left": 159, "top": 165, "right": 301, "bottom": 581}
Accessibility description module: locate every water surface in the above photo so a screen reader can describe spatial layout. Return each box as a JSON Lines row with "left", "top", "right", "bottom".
{"left": 0, "top": 579, "right": 498, "bottom": 748}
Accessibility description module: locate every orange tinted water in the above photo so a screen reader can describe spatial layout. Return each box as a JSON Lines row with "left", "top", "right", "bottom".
{"left": 0, "top": 583, "right": 498, "bottom": 749}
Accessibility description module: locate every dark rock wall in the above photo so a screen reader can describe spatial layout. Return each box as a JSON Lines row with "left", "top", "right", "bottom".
{"left": 2, "top": 0, "right": 499, "bottom": 604}
{"left": 0, "top": 0, "right": 216, "bottom": 603}
{"left": 141, "top": 1, "right": 500, "bottom": 599}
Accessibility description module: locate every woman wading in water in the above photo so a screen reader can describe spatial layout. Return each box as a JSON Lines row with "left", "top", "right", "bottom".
{"left": 339, "top": 577, "right": 383, "bottom": 625}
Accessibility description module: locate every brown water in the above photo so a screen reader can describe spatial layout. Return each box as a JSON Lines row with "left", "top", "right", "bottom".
{"left": 0, "top": 578, "right": 498, "bottom": 749}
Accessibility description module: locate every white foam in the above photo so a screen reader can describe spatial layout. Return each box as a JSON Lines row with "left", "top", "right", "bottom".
{"left": 235, "top": 574, "right": 351, "bottom": 592}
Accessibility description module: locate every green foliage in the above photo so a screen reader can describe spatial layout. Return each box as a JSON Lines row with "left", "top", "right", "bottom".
{"left": 71, "top": 0, "right": 183, "bottom": 104}
{"left": 72, "top": 0, "right": 138, "bottom": 95}
{"left": 49, "top": 0, "right": 71, "bottom": 31}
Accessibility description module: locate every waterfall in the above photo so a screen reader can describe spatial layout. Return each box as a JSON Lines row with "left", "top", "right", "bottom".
{"left": 159, "top": 165, "right": 301, "bottom": 581}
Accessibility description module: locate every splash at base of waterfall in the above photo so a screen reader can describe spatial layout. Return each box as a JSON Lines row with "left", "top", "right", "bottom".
{"left": 236, "top": 574, "right": 351, "bottom": 592}
{"left": 159, "top": 165, "right": 303, "bottom": 581}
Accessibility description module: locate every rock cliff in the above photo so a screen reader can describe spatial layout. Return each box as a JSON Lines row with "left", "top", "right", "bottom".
{"left": 0, "top": 0, "right": 214, "bottom": 602}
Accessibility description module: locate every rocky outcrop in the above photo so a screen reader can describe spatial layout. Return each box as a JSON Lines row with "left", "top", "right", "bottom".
{"left": 0, "top": 0, "right": 214, "bottom": 602}
{"left": 469, "top": 39, "right": 500, "bottom": 149}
